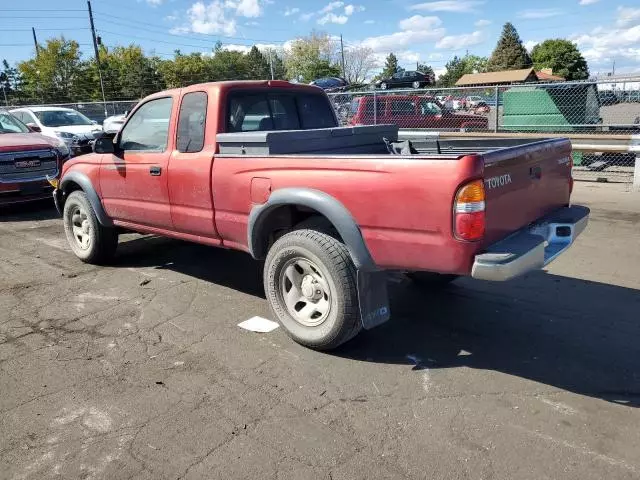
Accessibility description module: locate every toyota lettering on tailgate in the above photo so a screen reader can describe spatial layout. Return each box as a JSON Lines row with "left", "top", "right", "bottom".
{"left": 484, "top": 174, "right": 512, "bottom": 189}
{"left": 15, "top": 159, "right": 41, "bottom": 169}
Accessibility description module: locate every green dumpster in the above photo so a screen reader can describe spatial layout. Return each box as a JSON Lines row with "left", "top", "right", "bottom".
{"left": 502, "top": 83, "right": 600, "bottom": 132}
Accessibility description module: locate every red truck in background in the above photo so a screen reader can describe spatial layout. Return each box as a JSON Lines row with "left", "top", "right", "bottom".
{"left": 349, "top": 95, "right": 488, "bottom": 130}
{"left": 52, "top": 81, "right": 589, "bottom": 350}
{"left": 0, "top": 110, "right": 69, "bottom": 206}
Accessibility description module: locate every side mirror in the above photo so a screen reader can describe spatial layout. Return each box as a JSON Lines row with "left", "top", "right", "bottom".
{"left": 93, "top": 136, "right": 115, "bottom": 154}
{"left": 123, "top": 110, "right": 129, "bottom": 117}
{"left": 26, "top": 123, "right": 41, "bottom": 132}
{"left": 91, "top": 120, "right": 98, "bottom": 125}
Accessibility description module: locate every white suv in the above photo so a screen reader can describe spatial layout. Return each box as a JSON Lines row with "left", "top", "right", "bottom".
{"left": 10, "top": 107, "right": 103, "bottom": 154}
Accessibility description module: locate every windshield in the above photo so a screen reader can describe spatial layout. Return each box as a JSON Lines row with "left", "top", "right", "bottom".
{"left": 34, "top": 109, "right": 93, "bottom": 127}
{"left": 0, "top": 112, "right": 30, "bottom": 134}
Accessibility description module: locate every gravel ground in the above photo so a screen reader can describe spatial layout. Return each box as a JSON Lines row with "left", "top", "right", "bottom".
{"left": 1, "top": 183, "right": 639, "bottom": 480}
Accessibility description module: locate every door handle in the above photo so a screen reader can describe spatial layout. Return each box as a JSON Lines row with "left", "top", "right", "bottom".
{"left": 149, "top": 166, "right": 162, "bottom": 176}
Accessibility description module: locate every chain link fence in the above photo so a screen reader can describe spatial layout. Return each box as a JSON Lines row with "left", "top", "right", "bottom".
{"left": 16, "top": 79, "right": 639, "bottom": 186}
{"left": 327, "top": 79, "right": 640, "bottom": 185}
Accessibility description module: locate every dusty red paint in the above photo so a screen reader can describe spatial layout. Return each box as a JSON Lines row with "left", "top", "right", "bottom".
{"left": 59, "top": 81, "right": 572, "bottom": 275}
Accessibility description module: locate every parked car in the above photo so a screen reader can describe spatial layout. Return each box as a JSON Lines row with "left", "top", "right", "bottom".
{"left": 0, "top": 109, "right": 69, "bottom": 206}
{"left": 349, "top": 95, "right": 488, "bottom": 130}
{"left": 9, "top": 106, "right": 103, "bottom": 156}
{"left": 52, "top": 80, "right": 588, "bottom": 351}
{"left": 465, "top": 96, "right": 485, "bottom": 108}
{"left": 310, "top": 77, "right": 349, "bottom": 91}
{"left": 375, "top": 71, "right": 431, "bottom": 90}
{"left": 598, "top": 90, "right": 619, "bottom": 106}
{"left": 102, "top": 113, "right": 127, "bottom": 133}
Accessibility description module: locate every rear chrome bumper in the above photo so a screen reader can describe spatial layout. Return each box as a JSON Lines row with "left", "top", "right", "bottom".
{"left": 471, "top": 205, "right": 590, "bottom": 281}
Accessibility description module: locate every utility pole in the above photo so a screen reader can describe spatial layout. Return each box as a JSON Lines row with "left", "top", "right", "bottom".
{"left": 268, "top": 49, "right": 275, "bottom": 80}
{"left": 87, "top": 0, "right": 108, "bottom": 118}
{"left": 340, "top": 34, "right": 346, "bottom": 79}
{"left": 1, "top": 85, "right": 8, "bottom": 106}
{"left": 32, "top": 27, "right": 40, "bottom": 57}
{"left": 612, "top": 59, "right": 616, "bottom": 77}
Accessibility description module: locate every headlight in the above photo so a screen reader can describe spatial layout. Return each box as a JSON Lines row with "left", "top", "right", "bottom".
{"left": 54, "top": 131, "right": 78, "bottom": 140}
{"left": 53, "top": 138, "right": 71, "bottom": 158}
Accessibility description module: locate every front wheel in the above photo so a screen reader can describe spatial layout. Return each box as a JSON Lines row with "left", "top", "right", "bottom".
{"left": 380, "top": 82, "right": 387, "bottom": 90}
{"left": 264, "top": 229, "right": 361, "bottom": 350}
{"left": 63, "top": 190, "right": 118, "bottom": 264}
{"left": 412, "top": 81, "right": 421, "bottom": 89}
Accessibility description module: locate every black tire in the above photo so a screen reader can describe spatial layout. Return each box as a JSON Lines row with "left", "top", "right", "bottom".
{"left": 407, "top": 271, "right": 458, "bottom": 287}
{"left": 264, "top": 229, "right": 361, "bottom": 350}
{"left": 380, "top": 82, "right": 387, "bottom": 90}
{"left": 412, "top": 81, "right": 421, "bottom": 89}
{"left": 63, "top": 190, "right": 118, "bottom": 264}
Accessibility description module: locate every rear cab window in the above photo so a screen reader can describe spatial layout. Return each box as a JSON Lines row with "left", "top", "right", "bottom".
{"left": 226, "top": 90, "right": 336, "bottom": 132}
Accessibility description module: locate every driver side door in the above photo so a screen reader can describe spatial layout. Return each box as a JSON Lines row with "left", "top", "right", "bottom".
{"left": 99, "top": 96, "right": 175, "bottom": 229}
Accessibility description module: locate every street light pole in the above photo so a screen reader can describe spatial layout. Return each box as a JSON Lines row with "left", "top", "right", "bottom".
{"left": 87, "top": 0, "right": 108, "bottom": 119}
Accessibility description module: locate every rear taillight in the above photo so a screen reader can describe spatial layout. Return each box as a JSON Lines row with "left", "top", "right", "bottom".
{"left": 454, "top": 179, "right": 485, "bottom": 241}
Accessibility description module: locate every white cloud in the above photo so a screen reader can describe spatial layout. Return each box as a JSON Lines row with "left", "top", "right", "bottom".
{"left": 225, "top": 0, "right": 262, "bottom": 17}
{"left": 318, "top": 12, "right": 348, "bottom": 24}
{"left": 617, "top": 6, "right": 640, "bottom": 27}
{"left": 524, "top": 40, "right": 539, "bottom": 52}
{"left": 320, "top": 1, "right": 344, "bottom": 14}
{"left": 222, "top": 43, "right": 281, "bottom": 53}
{"left": 245, "top": 20, "right": 259, "bottom": 25}
{"left": 572, "top": 23, "right": 640, "bottom": 68}
{"left": 361, "top": 15, "right": 445, "bottom": 52}
{"left": 409, "top": 1, "right": 484, "bottom": 13}
{"left": 344, "top": 4, "right": 365, "bottom": 15}
{"left": 436, "top": 30, "right": 486, "bottom": 49}
{"left": 474, "top": 19, "right": 491, "bottom": 27}
{"left": 145, "top": 0, "right": 163, "bottom": 5}
{"left": 284, "top": 7, "right": 299, "bottom": 16}
{"left": 517, "top": 8, "right": 564, "bottom": 19}
{"left": 579, "top": 0, "right": 599, "bottom": 4}
{"left": 364, "top": 19, "right": 375, "bottom": 24}
{"left": 300, "top": 12, "right": 315, "bottom": 21}
{"left": 182, "top": 1, "right": 237, "bottom": 35}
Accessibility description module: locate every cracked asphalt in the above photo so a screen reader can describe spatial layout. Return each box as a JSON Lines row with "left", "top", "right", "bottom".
{"left": 1, "top": 183, "right": 639, "bottom": 480}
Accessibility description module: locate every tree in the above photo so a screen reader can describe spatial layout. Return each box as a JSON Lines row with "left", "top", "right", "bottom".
{"left": 284, "top": 32, "right": 341, "bottom": 82}
{"left": 381, "top": 53, "right": 399, "bottom": 79}
{"left": 0, "top": 60, "right": 22, "bottom": 105}
{"left": 98, "top": 45, "right": 165, "bottom": 100}
{"left": 531, "top": 39, "right": 589, "bottom": 81}
{"left": 486, "top": 22, "right": 532, "bottom": 72}
{"left": 263, "top": 48, "right": 287, "bottom": 79}
{"left": 245, "top": 46, "right": 271, "bottom": 79}
{"left": 416, "top": 63, "right": 436, "bottom": 85}
{"left": 437, "top": 55, "right": 488, "bottom": 87}
{"left": 18, "top": 36, "right": 92, "bottom": 103}
{"left": 343, "top": 45, "right": 376, "bottom": 84}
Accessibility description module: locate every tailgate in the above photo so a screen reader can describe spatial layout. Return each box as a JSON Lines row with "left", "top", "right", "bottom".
{"left": 481, "top": 138, "right": 572, "bottom": 245}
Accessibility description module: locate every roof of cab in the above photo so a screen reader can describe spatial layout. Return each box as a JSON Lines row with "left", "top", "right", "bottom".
{"left": 143, "top": 80, "right": 323, "bottom": 101}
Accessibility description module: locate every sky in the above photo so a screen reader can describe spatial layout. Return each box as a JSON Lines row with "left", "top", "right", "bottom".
{"left": 1, "top": 0, "right": 640, "bottom": 78}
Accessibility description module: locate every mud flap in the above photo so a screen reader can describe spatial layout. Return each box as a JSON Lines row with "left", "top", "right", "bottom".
{"left": 357, "top": 270, "right": 391, "bottom": 330}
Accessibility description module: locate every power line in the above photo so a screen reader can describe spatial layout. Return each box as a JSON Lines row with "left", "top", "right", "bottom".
{"left": 94, "top": 11, "right": 289, "bottom": 43}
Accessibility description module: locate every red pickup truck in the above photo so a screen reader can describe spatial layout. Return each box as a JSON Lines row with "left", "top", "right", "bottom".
{"left": 52, "top": 81, "right": 589, "bottom": 350}
{"left": 1, "top": 110, "right": 69, "bottom": 206}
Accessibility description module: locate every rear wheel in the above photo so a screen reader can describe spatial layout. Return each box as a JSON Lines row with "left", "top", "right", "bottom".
{"left": 380, "top": 82, "right": 387, "bottom": 90}
{"left": 407, "top": 271, "right": 458, "bottom": 287}
{"left": 63, "top": 191, "right": 118, "bottom": 264}
{"left": 412, "top": 81, "right": 421, "bottom": 89}
{"left": 264, "top": 229, "right": 361, "bottom": 350}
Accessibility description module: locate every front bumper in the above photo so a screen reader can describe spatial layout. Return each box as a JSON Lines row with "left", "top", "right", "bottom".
{"left": 471, "top": 205, "right": 590, "bottom": 281}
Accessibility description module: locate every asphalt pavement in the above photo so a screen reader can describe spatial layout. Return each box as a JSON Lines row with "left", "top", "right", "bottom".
{"left": 1, "top": 183, "right": 639, "bottom": 480}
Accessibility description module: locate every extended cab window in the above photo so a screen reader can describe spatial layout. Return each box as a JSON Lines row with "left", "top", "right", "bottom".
{"left": 227, "top": 91, "right": 335, "bottom": 132}
{"left": 120, "top": 97, "right": 172, "bottom": 151}
{"left": 177, "top": 92, "right": 207, "bottom": 153}
{"left": 420, "top": 100, "right": 442, "bottom": 115}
